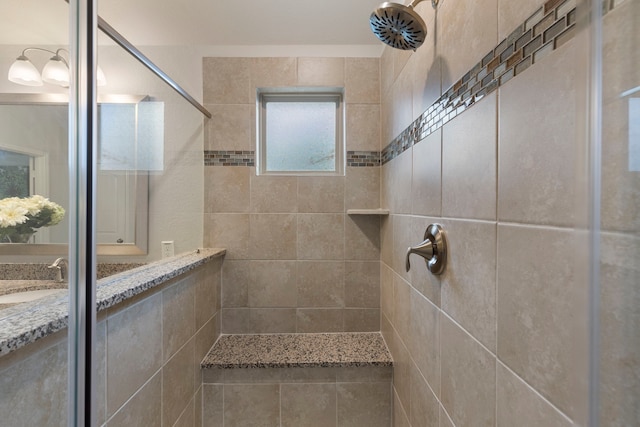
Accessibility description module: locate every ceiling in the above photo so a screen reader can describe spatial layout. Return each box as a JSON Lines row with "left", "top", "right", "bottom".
{"left": 0, "top": 0, "right": 386, "bottom": 47}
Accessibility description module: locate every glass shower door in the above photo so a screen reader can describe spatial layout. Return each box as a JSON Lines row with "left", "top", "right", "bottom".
{"left": 593, "top": 0, "right": 640, "bottom": 425}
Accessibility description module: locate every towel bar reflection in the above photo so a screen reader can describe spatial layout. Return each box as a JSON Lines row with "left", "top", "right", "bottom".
{"left": 405, "top": 224, "right": 447, "bottom": 275}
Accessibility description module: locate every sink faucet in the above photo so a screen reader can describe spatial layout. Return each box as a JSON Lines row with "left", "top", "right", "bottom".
{"left": 48, "top": 257, "right": 69, "bottom": 283}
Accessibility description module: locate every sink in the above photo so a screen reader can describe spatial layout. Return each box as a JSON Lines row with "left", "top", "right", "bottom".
{"left": 0, "top": 289, "right": 64, "bottom": 304}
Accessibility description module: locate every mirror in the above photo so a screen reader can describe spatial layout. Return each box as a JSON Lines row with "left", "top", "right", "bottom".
{"left": 0, "top": 93, "right": 154, "bottom": 256}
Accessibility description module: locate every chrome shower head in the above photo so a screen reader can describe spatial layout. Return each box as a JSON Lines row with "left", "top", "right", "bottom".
{"left": 369, "top": 0, "right": 429, "bottom": 51}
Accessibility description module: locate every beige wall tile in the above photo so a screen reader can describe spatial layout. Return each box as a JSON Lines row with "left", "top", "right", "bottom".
{"left": 205, "top": 104, "right": 253, "bottom": 151}
{"left": 205, "top": 166, "right": 251, "bottom": 213}
{"left": 163, "top": 338, "right": 196, "bottom": 427}
{"left": 0, "top": 340, "right": 67, "bottom": 426}
{"left": 497, "top": 362, "right": 573, "bottom": 427}
{"left": 393, "top": 390, "right": 411, "bottom": 427}
{"left": 393, "top": 272, "right": 412, "bottom": 345}
{"left": 391, "top": 149, "right": 413, "bottom": 214}
{"left": 281, "top": 383, "right": 338, "bottom": 427}
{"left": 224, "top": 384, "right": 280, "bottom": 427}
{"left": 410, "top": 362, "right": 439, "bottom": 427}
{"left": 195, "top": 318, "right": 218, "bottom": 387}
{"left": 248, "top": 260, "right": 297, "bottom": 307}
{"left": 393, "top": 46, "right": 413, "bottom": 83}
{"left": 174, "top": 396, "right": 195, "bottom": 427}
{"left": 345, "top": 215, "right": 381, "bottom": 261}
{"left": 297, "top": 57, "right": 345, "bottom": 86}
{"left": 222, "top": 260, "right": 250, "bottom": 308}
{"left": 204, "top": 214, "right": 250, "bottom": 260}
{"left": 440, "top": 407, "right": 455, "bottom": 427}
{"left": 345, "top": 57, "right": 380, "bottom": 104}
{"left": 336, "top": 366, "right": 392, "bottom": 383}
{"left": 251, "top": 57, "right": 297, "bottom": 90}
{"left": 346, "top": 104, "right": 381, "bottom": 152}
{"left": 298, "top": 176, "right": 344, "bottom": 213}
{"left": 380, "top": 263, "right": 394, "bottom": 321}
{"left": 251, "top": 174, "right": 298, "bottom": 213}
{"left": 602, "top": 0, "right": 640, "bottom": 104}
{"left": 498, "top": 0, "right": 543, "bottom": 41}
{"left": 222, "top": 308, "right": 297, "bottom": 334}
{"left": 380, "top": 215, "right": 393, "bottom": 266}
{"left": 497, "top": 224, "right": 587, "bottom": 419}
{"left": 392, "top": 214, "right": 413, "bottom": 281}
{"left": 337, "top": 382, "right": 392, "bottom": 427}
{"left": 442, "top": 92, "right": 497, "bottom": 220}
{"left": 163, "top": 279, "right": 196, "bottom": 362}
{"left": 297, "top": 308, "right": 344, "bottom": 332}
{"left": 409, "top": 287, "right": 440, "bottom": 396}
{"left": 297, "top": 213, "right": 345, "bottom": 260}
{"left": 391, "top": 68, "right": 414, "bottom": 138}
{"left": 250, "top": 213, "right": 297, "bottom": 260}
{"left": 107, "top": 294, "right": 163, "bottom": 417}
{"left": 344, "top": 261, "right": 380, "bottom": 307}
{"left": 599, "top": 232, "right": 640, "bottom": 427}
{"left": 107, "top": 372, "right": 161, "bottom": 427}
{"left": 203, "top": 57, "right": 252, "bottom": 104}
{"left": 195, "top": 388, "right": 202, "bottom": 427}
{"left": 498, "top": 42, "right": 577, "bottom": 227}
{"left": 409, "top": 14, "right": 441, "bottom": 118}
{"left": 601, "top": 98, "right": 640, "bottom": 232}
{"left": 195, "top": 262, "right": 220, "bottom": 330}
{"left": 297, "top": 260, "right": 345, "bottom": 307}
{"left": 440, "top": 218, "right": 497, "bottom": 351}
{"left": 343, "top": 308, "right": 380, "bottom": 332}
{"left": 412, "top": 130, "right": 442, "bottom": 216}
{"left": 388, "top": 315, "right": 412, "bottom": 409}
{"left": 202, "top": 385, "right": 223, "bottom": 427}
{"left": 438, "top": 0, "right": 498, "bottom": 89}
{"left": 381, "top": 47, "right": 395, "bottom": 99}
{"left": 441, "top": 314, "right": 496, "bottom": 427}
{"left": 345, "top": 166, "right": 380, "bottom": 211}
{"left": 381, "top": 86, "right": 395, "bottom": 146}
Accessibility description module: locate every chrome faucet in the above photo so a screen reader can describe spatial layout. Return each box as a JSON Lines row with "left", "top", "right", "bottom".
{"left": 48, "top": 257, "right": 69, "bottom": 283}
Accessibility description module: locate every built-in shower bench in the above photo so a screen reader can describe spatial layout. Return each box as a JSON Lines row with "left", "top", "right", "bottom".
{"left": 200, "top": 332, "right": 394, "bottom": 426}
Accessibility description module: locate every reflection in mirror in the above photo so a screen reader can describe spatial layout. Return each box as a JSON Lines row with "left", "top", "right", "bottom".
{"left": 0, "top": 93, "right": 154, "bottom": 255}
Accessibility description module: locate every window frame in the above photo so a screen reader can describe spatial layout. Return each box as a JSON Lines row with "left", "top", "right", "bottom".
{"left": 256, "top": 87, "right": 345, "bottom": 176}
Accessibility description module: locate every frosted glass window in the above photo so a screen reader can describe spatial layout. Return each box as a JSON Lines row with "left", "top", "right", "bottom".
{"left": 258, "top": 89, "right": 344, "bottom": 175}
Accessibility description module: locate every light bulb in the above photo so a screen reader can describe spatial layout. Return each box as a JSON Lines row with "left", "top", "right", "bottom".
{"left": 7, "top": 55, "right": 43, "bottom": 86}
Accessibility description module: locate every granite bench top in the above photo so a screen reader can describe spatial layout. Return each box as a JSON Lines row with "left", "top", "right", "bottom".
{"left": 0, "top": 248, "right": 225, "bottom": 357}
{"left": 201, "top": 332, "right": 393, "bottom": 369}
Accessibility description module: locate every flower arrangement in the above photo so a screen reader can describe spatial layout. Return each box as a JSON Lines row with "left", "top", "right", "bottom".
{"left": 0, "top": 195, "right": 65, "bottom": 243}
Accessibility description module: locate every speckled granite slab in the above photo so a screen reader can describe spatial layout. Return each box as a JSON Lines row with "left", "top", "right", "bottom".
{"left": 0, "top": 248, "right": 225, "bottom": 357}
{"left": 202, "top": 333, "right": 393, "bottom": 369}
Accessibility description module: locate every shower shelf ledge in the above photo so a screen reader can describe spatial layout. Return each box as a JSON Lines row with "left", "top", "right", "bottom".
{"left": 346, "top": 209, "right": 390, "bottom": 215}
{"left": 201, "top": 332, "right": 393, "bottom": 369}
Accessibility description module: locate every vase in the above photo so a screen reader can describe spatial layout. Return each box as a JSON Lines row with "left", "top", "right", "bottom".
{"left": 0, "top": 231, "right": 35, "bottom": 243}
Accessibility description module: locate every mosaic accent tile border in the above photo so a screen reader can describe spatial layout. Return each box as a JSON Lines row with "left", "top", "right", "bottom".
{"left": 205, "top": 150, "right": 255, "bottom": 166}
{"left": 347, "top": 151, "right": 381, "bottom": 167}
{"left": 205, "top": 150, "right": 380, "bottom": 167}
{"left": 382, "top": 0, "right": 581, "bottom": 165}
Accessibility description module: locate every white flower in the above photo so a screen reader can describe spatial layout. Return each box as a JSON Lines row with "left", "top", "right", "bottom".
{"left": 0, "top": 203, "right": 28, "bottom": 227}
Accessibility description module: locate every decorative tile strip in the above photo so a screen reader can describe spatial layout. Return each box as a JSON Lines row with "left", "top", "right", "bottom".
{"left": 347, "top": 150, "right": 381, "bottom": 167}
{"left": 204, "top": 150, "right": 255, "bottom": 166}
{"left": 381, "top": 0, "right": 582, "bottom": 165}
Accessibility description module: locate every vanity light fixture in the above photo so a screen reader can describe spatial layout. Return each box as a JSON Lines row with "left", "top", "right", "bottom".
{"left": 7, "top": 47, "right": 106, "bottom": 87}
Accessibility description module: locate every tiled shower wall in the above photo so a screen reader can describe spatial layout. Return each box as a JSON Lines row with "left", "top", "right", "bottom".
{"left": 381, "top": 0, "right": 638, "bottom": 426}
{"left": 202, "top": 57, "right": 383, "bottom": 333}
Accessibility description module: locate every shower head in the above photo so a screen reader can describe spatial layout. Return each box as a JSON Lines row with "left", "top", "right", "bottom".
{"left": 369, "top": 0, "right": 430, "bottom": 51}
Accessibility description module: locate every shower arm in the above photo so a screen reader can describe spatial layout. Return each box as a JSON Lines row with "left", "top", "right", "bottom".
{"left": 409, "top": 0, "right": 439, "bottom": 9}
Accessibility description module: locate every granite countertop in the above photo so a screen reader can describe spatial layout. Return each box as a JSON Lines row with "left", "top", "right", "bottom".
{"left": 0, "top": 248, "right": 225, "bottom": 357}
{"left": 202, "top": 332, "right": 393, "bottom": 369}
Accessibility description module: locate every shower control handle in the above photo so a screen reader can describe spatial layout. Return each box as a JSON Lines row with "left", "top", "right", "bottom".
{"left": 405, "top": 224, "right": 447, "bottom": 275}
